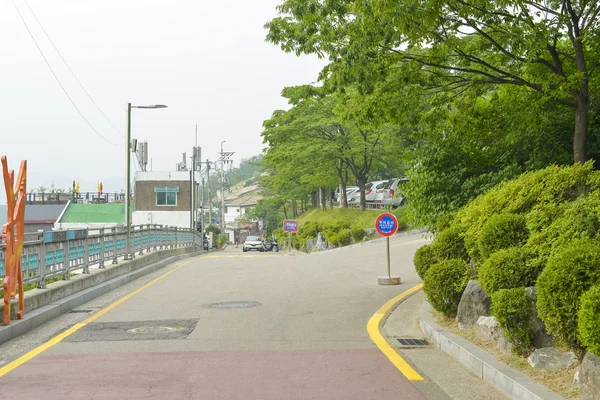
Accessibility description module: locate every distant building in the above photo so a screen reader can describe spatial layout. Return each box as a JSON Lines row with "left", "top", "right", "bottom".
{"left": 132, "top": 171, "right": 196, "bottom": 229}
{"left": 25, "top": 204, "right": 67, "bottom": 233}
{"left": 54, "top": 203, "right": 133, "bottom": 230}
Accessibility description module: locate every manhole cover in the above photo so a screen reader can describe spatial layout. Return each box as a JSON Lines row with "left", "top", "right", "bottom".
{"left": 397, "top": 338, "right": 430, "bottom": 347}
{"left": 128, "top": 326, "right": 181, "bottom": 334}
{"left": 207, "top": 301, "right": 262, "bottom": 309}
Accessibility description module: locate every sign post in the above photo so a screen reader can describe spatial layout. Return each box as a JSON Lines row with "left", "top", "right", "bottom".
{"left": 283, "top": 219, "right": 299, "bottom": 252}
{"left": 375, "top": 213, "right": 401, "bottom": 285}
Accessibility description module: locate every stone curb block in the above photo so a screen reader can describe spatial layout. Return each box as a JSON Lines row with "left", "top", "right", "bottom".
{"left": 0, "top": 248, "right": 203, "bottom": 346}
{"left": 419, "top": 301, "right": 564, "bottom": 400}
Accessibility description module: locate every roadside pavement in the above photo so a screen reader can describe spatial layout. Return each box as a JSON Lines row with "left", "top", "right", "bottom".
{"left": 384, "top": 290, "right": 508, "bottom": 400}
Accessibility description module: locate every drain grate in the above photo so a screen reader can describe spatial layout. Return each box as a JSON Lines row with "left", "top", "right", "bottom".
{"left": 397, "top": 338, "right": 430, "bottom": 347}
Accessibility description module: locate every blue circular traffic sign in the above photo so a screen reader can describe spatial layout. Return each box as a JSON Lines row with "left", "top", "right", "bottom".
{"left": 375, "top": 213, "right": 399, "bottom": 237}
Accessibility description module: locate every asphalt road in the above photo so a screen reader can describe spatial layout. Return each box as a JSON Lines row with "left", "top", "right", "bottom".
{"left": 0, "top": 234, "right": 504, "bottom": 399}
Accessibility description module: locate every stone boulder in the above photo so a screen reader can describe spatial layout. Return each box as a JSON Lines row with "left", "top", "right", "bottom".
{"left": 456, "top": 280, "right": 491, "bottom": 331}
{"left": 573, "top": 367, "right": 581, "bottom": 389}
{"left": 497, "top": 330, "right": 514, "bottom": 355}
{"left": 525, "top": 287, "right": 553, "bottom": 348}
{"left": 306, "top": 238, "right": 316, "bottom": 253}
{"left": 581, "top": 352, "right": 600, "bottom": 400}
{"left": 527, "top": 347, "right": 577, "bottom": 370}
{"left": 476, "top": 316, "right": 502, "bottom": 342}
{"left": 311, "top": 233, "right": 328, "bottom": 253}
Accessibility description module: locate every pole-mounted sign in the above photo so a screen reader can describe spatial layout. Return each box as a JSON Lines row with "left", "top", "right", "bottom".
{"left": 375, "top": 213, "right": 401, "bottom": 285}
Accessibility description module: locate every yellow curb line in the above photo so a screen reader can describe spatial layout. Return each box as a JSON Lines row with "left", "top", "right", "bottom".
{"left": 367, "top": 283, "right": 424, "bottom": 381}
{"left": 0, "top": 257, "right": 198, "bottom": 378}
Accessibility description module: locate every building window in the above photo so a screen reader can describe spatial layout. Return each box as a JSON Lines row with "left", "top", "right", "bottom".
{"left": 155, "top": 187, "right": 178, "bottom": 206}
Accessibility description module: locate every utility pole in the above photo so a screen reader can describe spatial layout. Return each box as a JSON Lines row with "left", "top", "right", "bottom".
{"left": 220, "top": 141, "right": 226, "bottom": 233}
{"left": 206, "top": 159, "right": 212, "bottom": 227}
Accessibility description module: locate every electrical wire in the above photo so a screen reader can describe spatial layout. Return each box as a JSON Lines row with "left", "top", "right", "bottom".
{"left": 22, "top": 0, "right": 125, "bottom": 139}
{"left": 11, "top": 0, "right": 121, "bottom": 147}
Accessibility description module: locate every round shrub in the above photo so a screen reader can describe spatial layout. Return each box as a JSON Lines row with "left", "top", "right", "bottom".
{"left": 414, "top": 244, "right": 437, "bottom": 280}
{"left": 432, "top": 225, "right": 469, "bottom": 262}
{"left": 336, "top": 229, "right": 352, "bottom": 247}
{"left": 537, "top": 239, "right": 600, "bottom": 353}
{"left": 578, "top": 284, "right": 600, "bottom": 356}
{"left": 350, "top": 226, "right": 365, "bottom": 242}
{"left": 436, "top": 212, "right": 457, "bottom": 233}
{"left": 424, "top": 259, "right": 469, "bottom": 318}
{"left": 324, "top": 231, "right": 339, "bottom": 246}
{"left": 323, "top": 220, "right": 351, "bottom": 233}
{"left": 478, "top": 214, "right": 528, "bottom": 260}
{"left": 491, "top": 288, "right": 534, "bottom": 355}
{"left": 478, "top": 247, "right": 538, "bottom": 295}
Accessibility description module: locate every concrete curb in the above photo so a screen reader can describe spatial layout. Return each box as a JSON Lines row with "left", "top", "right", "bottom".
{"left": 0, "top": 249, "right": 203, "bottom": 346}
{"left": 419, "top": 301, "right": 564, "bottom": 400}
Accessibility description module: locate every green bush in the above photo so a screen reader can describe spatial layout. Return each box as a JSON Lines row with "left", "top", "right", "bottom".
{"left": 323, "top": 220, "right": 351, "bottom": 233}
{"left": 337, "top": 229, "right": 352, "bottom": 246}
{"left": 478, "top": 247, "right": 538, "bottom": 295}
{"left": 424, "top": 259, "right": 469, "bottom": 318}
{"left": 537, "top": 240, "right": 600, "bottom": 354}
{"left": 436, "top": 212, "right": 457, "bottom": 233}
{"left": 432, "top": 225, "right": 469, "bottom": 262}
{"left": 578, "top": 284, "right": 600, "bottom": 356}
{"left": 491, "top": 288, "right": 535, "bottom": 355}
{"left": 350, "top": 226, "right": 365, "bottom": 242}
{"left": 414, "top": 244, "right": 437, "bottom": 280}
{"left": 478, "top": 214, "right": 528, "bottom": 260}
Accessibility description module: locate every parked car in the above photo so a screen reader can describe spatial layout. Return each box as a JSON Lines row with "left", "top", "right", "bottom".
{"left": 336, "top": 186, "right": 359, "bottom": 203}
{"left": 243, "top": 235, "right": 264, "bottom": 252}
{"left": 348, "top": 181, "right": 387, "bottom": 205}
{"left": 375, "top": 178, "right": 409, "bottom": 207}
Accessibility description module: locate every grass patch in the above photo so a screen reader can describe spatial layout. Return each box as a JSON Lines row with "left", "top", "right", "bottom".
{"left": 432, "top": 311, "right": 579, "bottom": 399}
{"left": 298, "top": 206, "right": 408, "bottom": 231}
{"left": 1, "top": 273, "right": 75, "bottom": 298}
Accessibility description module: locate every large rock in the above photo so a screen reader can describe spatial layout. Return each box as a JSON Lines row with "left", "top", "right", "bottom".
{"left": 476, "top": 316, "right": 501, "bottom": 342}
{"left": 525, "top": 287, "right": 553, "bottom": 348}
{"left": 456, "top": 280, "right": 491, "bottom": 331}
{"left": 497, "top": 330, "right": 513, "bottom": 355}
{"left": 573, "top": 366, "right": 581, "bottom": 389}
{"left": 527, "top": 347, "right": 577, "bottom": 370}
{"left": 311, "top": 233, "right": 328, "bottom": 252}
{"left": 581, "top": 352, "right": 600, "bottom": 400}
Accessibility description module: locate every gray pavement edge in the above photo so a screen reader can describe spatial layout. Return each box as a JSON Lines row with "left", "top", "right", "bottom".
{"left": 419, "top": 301, "right": 564, "bottom": 400}
{"left": 0, "top": 248, "right": 204, "bottom": 346}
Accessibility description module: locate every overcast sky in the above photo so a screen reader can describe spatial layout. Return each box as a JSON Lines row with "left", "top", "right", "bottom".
{"left": 0, "top": 0, "right": 325, "bottom": 194}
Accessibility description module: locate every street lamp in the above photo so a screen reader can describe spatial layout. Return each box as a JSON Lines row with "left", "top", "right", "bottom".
{"left": 125, "top": 103, "right": 168, "bottom": 260}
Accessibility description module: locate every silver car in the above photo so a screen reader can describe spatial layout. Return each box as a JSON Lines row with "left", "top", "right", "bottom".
{"left": 243, "top": 236, "right": 264, "bottom": 252}
{"left": 375, "top": 178, "right": 408, "bottom": 207}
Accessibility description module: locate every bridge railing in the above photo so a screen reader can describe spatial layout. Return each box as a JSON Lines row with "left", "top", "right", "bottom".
{"left": 0, "top": 225, "right": 202, "bottom": 289}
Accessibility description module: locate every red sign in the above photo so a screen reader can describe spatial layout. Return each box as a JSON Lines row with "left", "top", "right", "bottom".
{"left": 283, "top": 219, "right": 299, "bottom": 232}
{"left": 375, "top": 213, "right": 399, "bottom": 237}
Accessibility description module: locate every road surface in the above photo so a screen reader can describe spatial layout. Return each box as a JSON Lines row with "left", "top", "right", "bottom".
{"left": 0, "top": 234, "right": 505, "bottom": 399}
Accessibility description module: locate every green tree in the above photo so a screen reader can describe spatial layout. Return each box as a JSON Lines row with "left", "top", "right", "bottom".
{"left": 266, "top": 0, "right": 600, "bottom": 163}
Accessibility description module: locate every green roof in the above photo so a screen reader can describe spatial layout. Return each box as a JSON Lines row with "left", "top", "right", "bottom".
{"left": 59, "top": 203, "right": 135, "bottom": 223}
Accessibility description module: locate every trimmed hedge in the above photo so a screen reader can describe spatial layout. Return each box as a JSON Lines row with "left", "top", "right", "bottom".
{"left": 423, "top": 259, "right": 469, "bottom": 318}
{"left": 491, "top": 288, "right": 534, "bottom": 355}
{"left": 432, "top": 225, "right": 469, "bottom": 262}
{"left": 436, "top": 212, "right": 456, "bottom": 233}
{"left": 578, "top": 284, "right": 600, "bottom": 356}
{"left": 478, "top": 214, "right": 528, "bottom": 260}
{"left": 478, "top": 247, "right": 538, "bottom": 295}
{"left": 350, "top": 226, "right": 366, "bottom": 242}
{"left": 414, "top": 244, "right": 436, "bottom": 280}
{"left": 537, "top": 240, "right": 600, "bottom": 354}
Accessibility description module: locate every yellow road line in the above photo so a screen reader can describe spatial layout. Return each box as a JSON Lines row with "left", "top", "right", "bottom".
{"left": 367, "top": 283, "right": 424, "bottom": 381}
{"left": 0, "top": 257, "right": 197, "bottom": 378}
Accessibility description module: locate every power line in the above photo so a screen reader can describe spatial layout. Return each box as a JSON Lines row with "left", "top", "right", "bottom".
{"left": 22, "top": 0, "right": 125, "bottom": 139}
{"left": 11, "top": 0, "right": 121, "bottom": 147}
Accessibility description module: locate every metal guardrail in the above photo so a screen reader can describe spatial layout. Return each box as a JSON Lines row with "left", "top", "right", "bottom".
{"left": 0, "top": 225, "right": 201, "bottom": 289}
{"left": 26, "top": 192, "right": 126, "bottom": 204}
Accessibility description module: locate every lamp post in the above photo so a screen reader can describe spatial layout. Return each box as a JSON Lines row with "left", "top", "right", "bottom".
{"left": 125, "top": 103, "right": 167, "bottom": 260}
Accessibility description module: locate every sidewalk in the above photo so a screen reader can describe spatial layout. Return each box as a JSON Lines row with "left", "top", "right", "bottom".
{"left": 383, "top": 290, "right": 508, "bottom": 400}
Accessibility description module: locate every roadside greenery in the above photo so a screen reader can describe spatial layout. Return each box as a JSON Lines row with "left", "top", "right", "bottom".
{"left": 420, "top": 163, "right": 600, "bottom": 359}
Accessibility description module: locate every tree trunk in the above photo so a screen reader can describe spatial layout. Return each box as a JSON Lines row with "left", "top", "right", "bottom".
{"left": 283, "top": 203, "right": 288, "bottom": 220}
{"left": 573, "top": 94, "right": 589, "bottom": 164}
{"left": 320, "top": 188, "right": 327, "bottom": 211}
{"left": 356, "top": 176, "right": 367, "bottom": 211}
{"left": 338, "top": 160, "right": 349, "bottom": 208}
